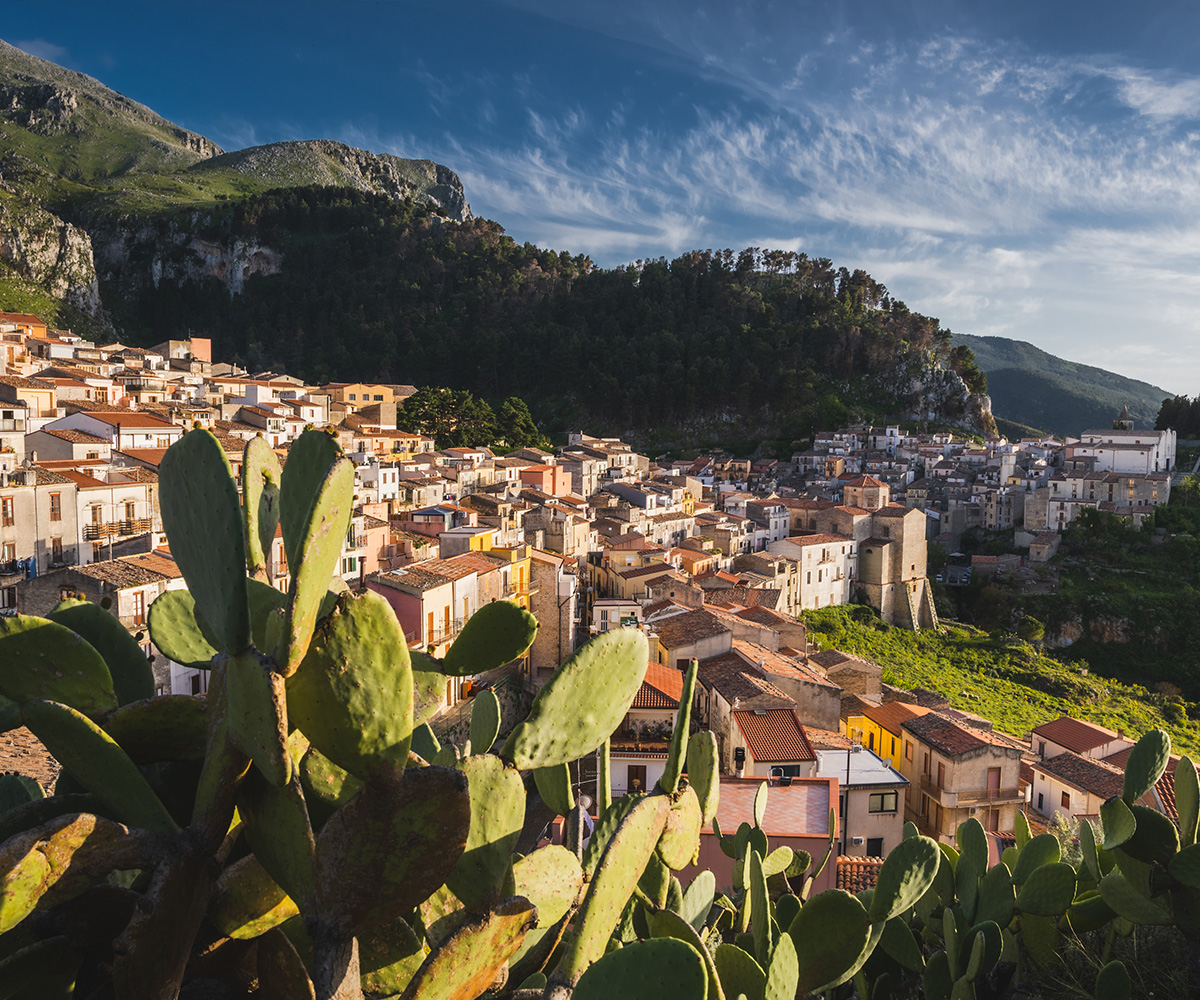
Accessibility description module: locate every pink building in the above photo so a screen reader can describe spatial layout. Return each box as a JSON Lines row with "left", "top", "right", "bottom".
{"left": 519, "top": 464, "right": 571, "bottom": 496}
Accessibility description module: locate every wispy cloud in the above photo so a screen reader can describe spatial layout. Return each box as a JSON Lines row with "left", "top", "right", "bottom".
{"left": 337, "top": 13, "right": 1200, "bottom": 388}
{"left": 13, "top": 38, "right": 71, "bottom": 65}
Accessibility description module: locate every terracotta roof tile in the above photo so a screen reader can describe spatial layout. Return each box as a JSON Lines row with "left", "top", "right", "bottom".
{"left": 632, "top": 662, "right": 684, "bottom": 710}
{"left": 1031, "top": 717, "right": 1124, "bottom": 755}
{"left": 837, "top": 856, "right": 885, "bottom": 893}
{"left": 734, "top": 709, "right": 816, "bottom": 763}
{"left": 1034, "top": 750, "right": 1125, "bottom": 800}
{"left": 861, "top": 701, "right": 934, "bottom": 736}
{"left": 902, "top": 713, "right": 1024, "bottom": 758}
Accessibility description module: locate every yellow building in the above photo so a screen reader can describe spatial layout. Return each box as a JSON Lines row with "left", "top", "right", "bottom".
{"left": 842, "top": 701, "right": 933, "bottom": 769}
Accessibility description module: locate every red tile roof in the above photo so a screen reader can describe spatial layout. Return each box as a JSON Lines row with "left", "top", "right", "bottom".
{"left": 1034, "top": 750, "right": 1124, "bottom": 800}
{"left": 861, "top": 701, "right": 934, "bottom": 736}
{"left": 632, "top": 661, "right": 684, "bottom": 710}
{"left": 733, "top": 709, "right": 816, "bottom": 763}
{"left": 837, "top": 856, "right": 885, "bottom": 892}
{"left": 1032, "top": 717, "right": 1123, "bottom": 755}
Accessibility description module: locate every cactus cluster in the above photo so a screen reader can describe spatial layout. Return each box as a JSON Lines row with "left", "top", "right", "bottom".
{"left": 0, "top": 428, "right": 693, "bottom": 999}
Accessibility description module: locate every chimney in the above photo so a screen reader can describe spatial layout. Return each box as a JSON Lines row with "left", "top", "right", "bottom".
{"left": 1117, "top": 728, "right": 1125, "bottom": 740}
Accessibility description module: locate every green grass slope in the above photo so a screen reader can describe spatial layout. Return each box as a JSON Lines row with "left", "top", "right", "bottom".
{"left": 952, "top": 333, "right": 1171, "bottom": 437}
{"left": 802, "top": 604, "right": 1199, "bottom": 754}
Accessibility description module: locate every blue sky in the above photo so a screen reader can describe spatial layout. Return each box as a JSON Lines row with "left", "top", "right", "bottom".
{"left": 8, "top": 1, "right": 1200, "bottom": 393}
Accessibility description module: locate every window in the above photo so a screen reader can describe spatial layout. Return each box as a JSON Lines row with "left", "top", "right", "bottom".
{"left": 92, "top": 542, "right": 103, "bottom": 562}
{"left": 125, "top": 501, "right": 136, "bottom": 521}
{"left": 49, "top": 493, "right": 61, "bottom": 521}
{"left": 922, "top": 752, "right": 931, "bottom": 776}
{"left": 1, "top": 496, "right": 12, "bottom": 526}
{"left": 374, "top": 394, "right": 384, "bottom": 401}
{"left": 349, "top": 393, "right": 356, "bottom": 401}
{"left": 131, "top": 590, "right": 146, "bottom": 625}
{"left": 51, "top": 537, "right": 62, "bottom": 562}
{"left": 937, "top": 762, "right": 946, "bottom": 789}
{"left": 905, "top": 741, "right": 913, "bottom": 761}
{"left": 1037, "top": 740, "right": 1046, "bottom": 758}
{"left": 866, "top": 837, "right": 884, "bottom": 856}
{"left": 191, "top": 674, "right": 202, "bottom": 695}
{"left": 1061, "top": 791, "right": 1071, "bottom": 809}
{"left": 868, "top": 791, "right": 898, "bottom": 813}
{"left": 0, "top": 585, "right": 15, "bottom": 609}
{"left": 1, "top": 542, "right": 14, "bottom": 562}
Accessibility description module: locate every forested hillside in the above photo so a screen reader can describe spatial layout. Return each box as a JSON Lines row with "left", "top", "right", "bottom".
{"left": 107, "top": 187, "right": 990, "bottom": 443}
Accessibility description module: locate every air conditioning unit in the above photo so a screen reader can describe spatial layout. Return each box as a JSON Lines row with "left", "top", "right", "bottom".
{"left": 969, "top": 808, "right": 978, "bottom": 816}
{"left": 851, "top": 836, "right": 865, "bottom": 847}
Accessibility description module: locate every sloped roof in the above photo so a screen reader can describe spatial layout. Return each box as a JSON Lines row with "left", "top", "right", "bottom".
{"left": 632, "top": 662, "right": 684, "bottom": 710}
{"left": 733, "top": 709, "right": 815, "bottom": 763}
{"left": 837, "top": 856, "right": 885, "bottom": 893}
{"left": 902, "top": 713, "right": 1023, "bottom": 758}
{"left": 1032, "top": 717, "right": 1123, "bottom": 755}
{"left": 861, "top": 701, "right": 934, "bottom": 736}
{"left": 1034, "top": 749, "right": 1124, "bottom": 800}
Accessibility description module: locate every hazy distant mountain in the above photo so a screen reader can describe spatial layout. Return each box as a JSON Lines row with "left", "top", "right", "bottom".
{"left": 951, "top": 334, "right": 1170, "bottom": 438}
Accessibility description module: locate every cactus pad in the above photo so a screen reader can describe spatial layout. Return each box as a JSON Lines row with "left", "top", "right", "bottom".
{"left": 503, "top": 628, "right": 648, "bottom": 770}
{"left": 573, "top": 936, "right": 708, "bottom": 1000}
{"left": 315, "top": 764, "right": 471, "bottom": 934}
{"left": 714, "top": 943, "right": 764, "bottom": 1000}
{"left": 469, "top": 688, "right": 502, "bottom": 754}
{"left": 298, "top": 746, "right": 363, "bottom": 828}
{"left": 442, "top": 599, "right": 539, "bottom": 676}
{"left": 102, "top": 695, "right": 207, "bottom": 763}
{"left": 360, "top": 914, "right": 426, "bottom": 999}
{"left": 1015, "top": 862, "right": 1077, "bottom": 916}
{"left": 533, "top": 761, "right": 576, "bottom": 817}
{"left": 243, "top": 436, "right": 282, "bottom": 579}
{"left": 21, "top": 699, "right": 176, "bottom": 834}
{"left": 686, "top": 731, "right": 719, "bottom": 826}
{"left": 787, "top": 889, "right": 873, "bottom": 995}
{"left": 158, "top": 429, "right": 251, "bottom": 653}
{"left": 410, "top": 722, "right": 441, "bottom": 762}
{"left": 239, "top": 768, "right": 316, "bottom": 910}
{"left": 287, "top": 589, "right": 414, "bottom": 779}
{"left": 399, "top": 896, "right": 539, "bottom": 1000}
{"left": 280, "top": 455, "right": 355, "bottom": 675}
{"left": 1176, "top": 756, "right": 1199, "bottom": 849}
{"left": 279, "top": 428, "right": 343, "bottom": 568}
{"left": 553, "top": 793, "right": 671, "bottom": 984}
{"left": 1122, "top": 729, "right": 1170, "bottom": 805}
{"left": 226, "top": 649, "right": 291, "bottom": 787}
{"left": 659, "top": 657, "right": 697, "bottom": 796}
{"left": 446, "top": 755, "right": 526, "bottom": 911}
{"left": 146, "top": 590, "right": 218, "bottom": 669}
{"left": 209, "top": 853, "right": 299, "bottom": 940}
{"left": 509, "top": 844, "right": 585, "bottom": 970}
{"left": 1100, "top": 797, "right": 1136, "bottom": 851}
{"left": 48, "top": 598, "right": 154, "bottom": 706}
{"left": 0, "top": 616, "right": 116, "bottom": 717}
{"left": 657, "top": 786, "right": 702, "bottom": 870}
{"left": 869, "top": 834, "right": 941, "bottom": 923}
{"left": 411, "top": 652, "right": 446, "bottom": 728}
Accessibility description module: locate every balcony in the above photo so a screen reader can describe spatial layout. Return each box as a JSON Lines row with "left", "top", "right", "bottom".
{"left": 919, "top": 774, "right": 1022, "bottom": 808}
{"left": 425, "top": 618, "right": 465, "bottom": 646}
{"left": 0, "top": 419, "right": 24, "bottom": 432}
{"left": 121, "top": 518, "right": 153, "bottom": 535}
{"left": 84, "top": 522, "right": 120, "bottom": 541}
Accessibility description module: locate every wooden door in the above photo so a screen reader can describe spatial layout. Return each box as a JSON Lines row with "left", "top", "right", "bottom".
{"left": 627, "top": 765, "right": 647, "bottom": 795}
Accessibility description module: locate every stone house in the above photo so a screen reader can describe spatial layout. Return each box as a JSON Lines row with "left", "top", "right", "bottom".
{"left": 897, "top": 713, "right": 1026, "bottom": 847}
{"left": 0, "top": 466, "right": 79, "bottom": 607}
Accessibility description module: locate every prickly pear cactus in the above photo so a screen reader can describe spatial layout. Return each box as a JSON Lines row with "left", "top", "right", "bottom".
{"left": 0, "top": 428, "right": 705, "bottom": 1000}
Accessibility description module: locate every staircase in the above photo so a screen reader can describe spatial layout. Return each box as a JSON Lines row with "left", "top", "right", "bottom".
{"left": 904, "top": 586, "right": 922, "bottom": 631}
{"left": 922, "top": 583, "right": 941, "bottom": 631}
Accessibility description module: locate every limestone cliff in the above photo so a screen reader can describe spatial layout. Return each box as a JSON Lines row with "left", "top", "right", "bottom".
{"left": 0, "top": 196, "right": 102, "bottom": 316}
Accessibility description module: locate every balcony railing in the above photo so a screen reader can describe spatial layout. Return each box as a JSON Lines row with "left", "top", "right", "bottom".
{"left": 121, "top": 518, "right": 153, "bottom": 535}
{"left": 425, "top": 618, "right": 466, "bottom": 646}
{"left": 84, "top": 522, "right": 120, "bottom": 540}
{"left": 919, "top": 774, "right": 1022, "bottom": 808}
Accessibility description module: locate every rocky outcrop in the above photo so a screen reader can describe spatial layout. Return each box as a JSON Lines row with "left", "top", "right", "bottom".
{"left": 876, "top": 349, "right": 997, "bottom": 437}
{"left": 197, "top": 140, "right": 471, "bottom": 221}
{"left": 0, "top": 198, "right": 101, "bottom": 314}
{"left": 0, "top": 80, "right": 78, "bottom": 135}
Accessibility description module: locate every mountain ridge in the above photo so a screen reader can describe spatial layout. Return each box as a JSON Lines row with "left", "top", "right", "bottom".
{"left": 951, "top": 333, "right": 1171, "bottom": 438}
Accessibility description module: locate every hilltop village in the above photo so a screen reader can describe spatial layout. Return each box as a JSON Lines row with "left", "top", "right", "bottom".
{"left": 0, "top": 311, "right": 1184, "bottom": 883}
